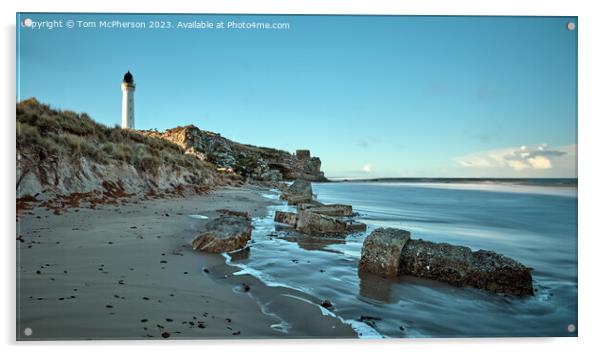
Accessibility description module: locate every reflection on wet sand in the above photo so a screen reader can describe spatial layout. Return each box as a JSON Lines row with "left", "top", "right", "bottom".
{"left": 277, "top": 230, "right": 346, "bottom": 253}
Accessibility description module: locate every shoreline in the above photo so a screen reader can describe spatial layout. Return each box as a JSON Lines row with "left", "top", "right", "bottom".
{"left": 16, "top": 185, "right": 356, "bottom": 340}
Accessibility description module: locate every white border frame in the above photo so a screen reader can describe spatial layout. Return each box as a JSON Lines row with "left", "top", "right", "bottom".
{"left": 3, "top": 1, "right": 600, "bottom": 353}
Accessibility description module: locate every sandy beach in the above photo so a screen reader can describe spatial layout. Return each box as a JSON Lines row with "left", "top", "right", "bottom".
{"left": 16, "top": 185, "right": 356, "bottom": 340}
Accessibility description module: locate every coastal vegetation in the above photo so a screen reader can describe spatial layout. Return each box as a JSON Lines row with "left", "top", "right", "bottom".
{"left": 16, "top": 98, "right": 326, "bottom": 199}
{"left": 17, "top": 98, "right": 205, "bottom": 174}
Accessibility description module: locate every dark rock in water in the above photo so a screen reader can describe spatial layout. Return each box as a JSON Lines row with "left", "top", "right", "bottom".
{"left": 295, "top": 210, "right": 349, "bottom": 235}
{"left": 321, "top": 299, "right": 333, "bottom": 309}
{"left": 192, "top": 212, "right": 252, "bottom": 253}
{"left": 299, "top": 203, "right": 353, "bottom": 217}
{"left": 281, "top": 207, "right": 366, "bottom": 236}
{"left": 278, "top": 193, "right": 366, "bottom": 236}
{"left": 346, "top": 220, "right": 367, "bottom": 233}
{"left": 274, "top": 211, "right": 297, "bottom": 226}
{"left": 399, "top": 239, "right": 534, "bottom": 296}
{"left": 281, "top": 179, "right": 313, "bottom": 205}
{"left": 359, "top": 228, "right": 410, "bottom": 277}
{"left": 359, "top": 228, "right": 534, "bottom": 295}
{"left": 358, "top": 315, "right": 382, "bottom": 329}
{"left": 161, "top": 332, "right": 170, "bottom": 339}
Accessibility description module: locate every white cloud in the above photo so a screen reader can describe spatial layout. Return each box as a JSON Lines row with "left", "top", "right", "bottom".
{"left": 362, "top": 163, "right": 373, "bottom": 173}
{"left": 456, "top": 144, "right": 574, "bottom": 173}
{"left": 527, "top": 155, "right": 552, "bottom": 169}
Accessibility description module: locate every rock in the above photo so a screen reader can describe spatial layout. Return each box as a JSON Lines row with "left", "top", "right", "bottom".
{"left": 346, "top": 221, "right": 367, "bottom": 233}
{"left": 282, "top": 179, "right": 313, "bottom": 205}
{"left": 359, "top": 228, "right": 410, "bottom": 277}
{"left": 216, "top": 209, "right": 250, "bottom": 218}
{"left": 295, "top": 210, "right": 349, "bottom": 235}
{"left": 321, "top": 299, "right": 333, "bottom": 309}
{"left": 274, "top": 211, "right": 297, "bottom": 226}
{"left": 140, "top": 125, "right": 327, "bottom": 181}
{"left": 300, "top": 203, "right": 353, "bottom": 217}
{"left": 285, "top": 206, "right": 366, "bottom": 236}
{"left": 260, "top": 169, "right": 283, "bottom": 182}
{"left": 399, "top": 239, "right": 534, "bottom": 296}
{"left": 359, "top": 227, "right": 534, "bottom": 295}
{"left": 358, "top": 315, "right": 382, "bottom": 329}
{"left": 191, "top": 212, "right": 252, "bottom": 253}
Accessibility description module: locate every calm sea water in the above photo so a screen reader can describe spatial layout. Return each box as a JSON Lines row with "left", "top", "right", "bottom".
{"left": 226, "top": 181, "right": 578, "bottom": 338}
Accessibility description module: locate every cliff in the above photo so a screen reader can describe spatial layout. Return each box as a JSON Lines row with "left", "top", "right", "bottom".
{"left": 139, "top": 125, "right": 326, "bottom": 182}
{"left": 16, "top": 99, "right": 326, "bottom": 199}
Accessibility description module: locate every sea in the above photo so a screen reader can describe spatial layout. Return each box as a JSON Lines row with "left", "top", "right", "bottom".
{"left": 225, "top": 179, "right": 578, "bottom": 338}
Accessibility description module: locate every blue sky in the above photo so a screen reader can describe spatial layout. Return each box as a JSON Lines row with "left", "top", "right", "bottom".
{"left": 17, "top": 14, "right": 577, "bottom": 178}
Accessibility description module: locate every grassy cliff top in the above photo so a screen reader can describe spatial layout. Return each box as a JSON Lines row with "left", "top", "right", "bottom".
{"left": 17, "top": 98, "right": 207, "bottom": 173}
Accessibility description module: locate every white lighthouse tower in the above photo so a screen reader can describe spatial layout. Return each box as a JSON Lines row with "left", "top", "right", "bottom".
{"left": 121, "top": 71, "right": 135, "bottom": 129}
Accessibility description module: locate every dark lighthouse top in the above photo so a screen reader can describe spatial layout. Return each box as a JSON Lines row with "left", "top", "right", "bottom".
{"left": 123, "top": 71, "right": 134, "bottom": 84}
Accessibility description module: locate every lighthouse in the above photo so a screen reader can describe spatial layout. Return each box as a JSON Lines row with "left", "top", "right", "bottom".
{"left": 121, "top": 71, "right": 135, "bottom": 129}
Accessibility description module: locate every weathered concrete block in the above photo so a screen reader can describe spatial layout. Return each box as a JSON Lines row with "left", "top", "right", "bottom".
{"left": 359, "top": 228, "right": 411, "bottom": 277}
{"left": 281, "top": 179, "right": 313, "bottom": 205}
{"left": 192, "top": 212, "right": 252, "bottom": 253}
{"left": 301, "top": 203, "right": 353, "bottom": 217}
{"left": 346, "top": 221, "right": 367, "bottom": 233}
{"left": 295, "top": 210, "right": 349, "bottom": 235}
{"left": 274, "top": 210, "right": 297, "bottom": 226}
{"left": 399, "top": 240, "right": 534, "bottom": 296}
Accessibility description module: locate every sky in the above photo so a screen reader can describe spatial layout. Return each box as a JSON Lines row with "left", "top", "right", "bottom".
{"left": 17, "top": 14, "right": 577, "bottom": 178}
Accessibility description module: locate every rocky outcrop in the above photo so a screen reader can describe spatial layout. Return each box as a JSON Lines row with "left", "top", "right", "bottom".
{"left": 359, "top": 228, "right": 410, "bottom": 277}
{"left": 359, "top": 228, "right": 534, "bottom": 296}
{"left": 140, "top": 125, "right": 327, "bottom": 182}
{"left": 191, "top": 211, "right": 253, "bottom": 253}
{"left": 16, "top": 99, "right": 232, "bottom": 199}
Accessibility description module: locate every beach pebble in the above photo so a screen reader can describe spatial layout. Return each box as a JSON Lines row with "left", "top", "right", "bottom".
{"left": 321, "top": 300, "right": 333, "bottom": 309}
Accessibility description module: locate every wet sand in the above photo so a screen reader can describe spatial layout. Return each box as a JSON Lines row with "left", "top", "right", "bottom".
{"left": 16, "top": 185, "right": 356, "bottom": 340}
